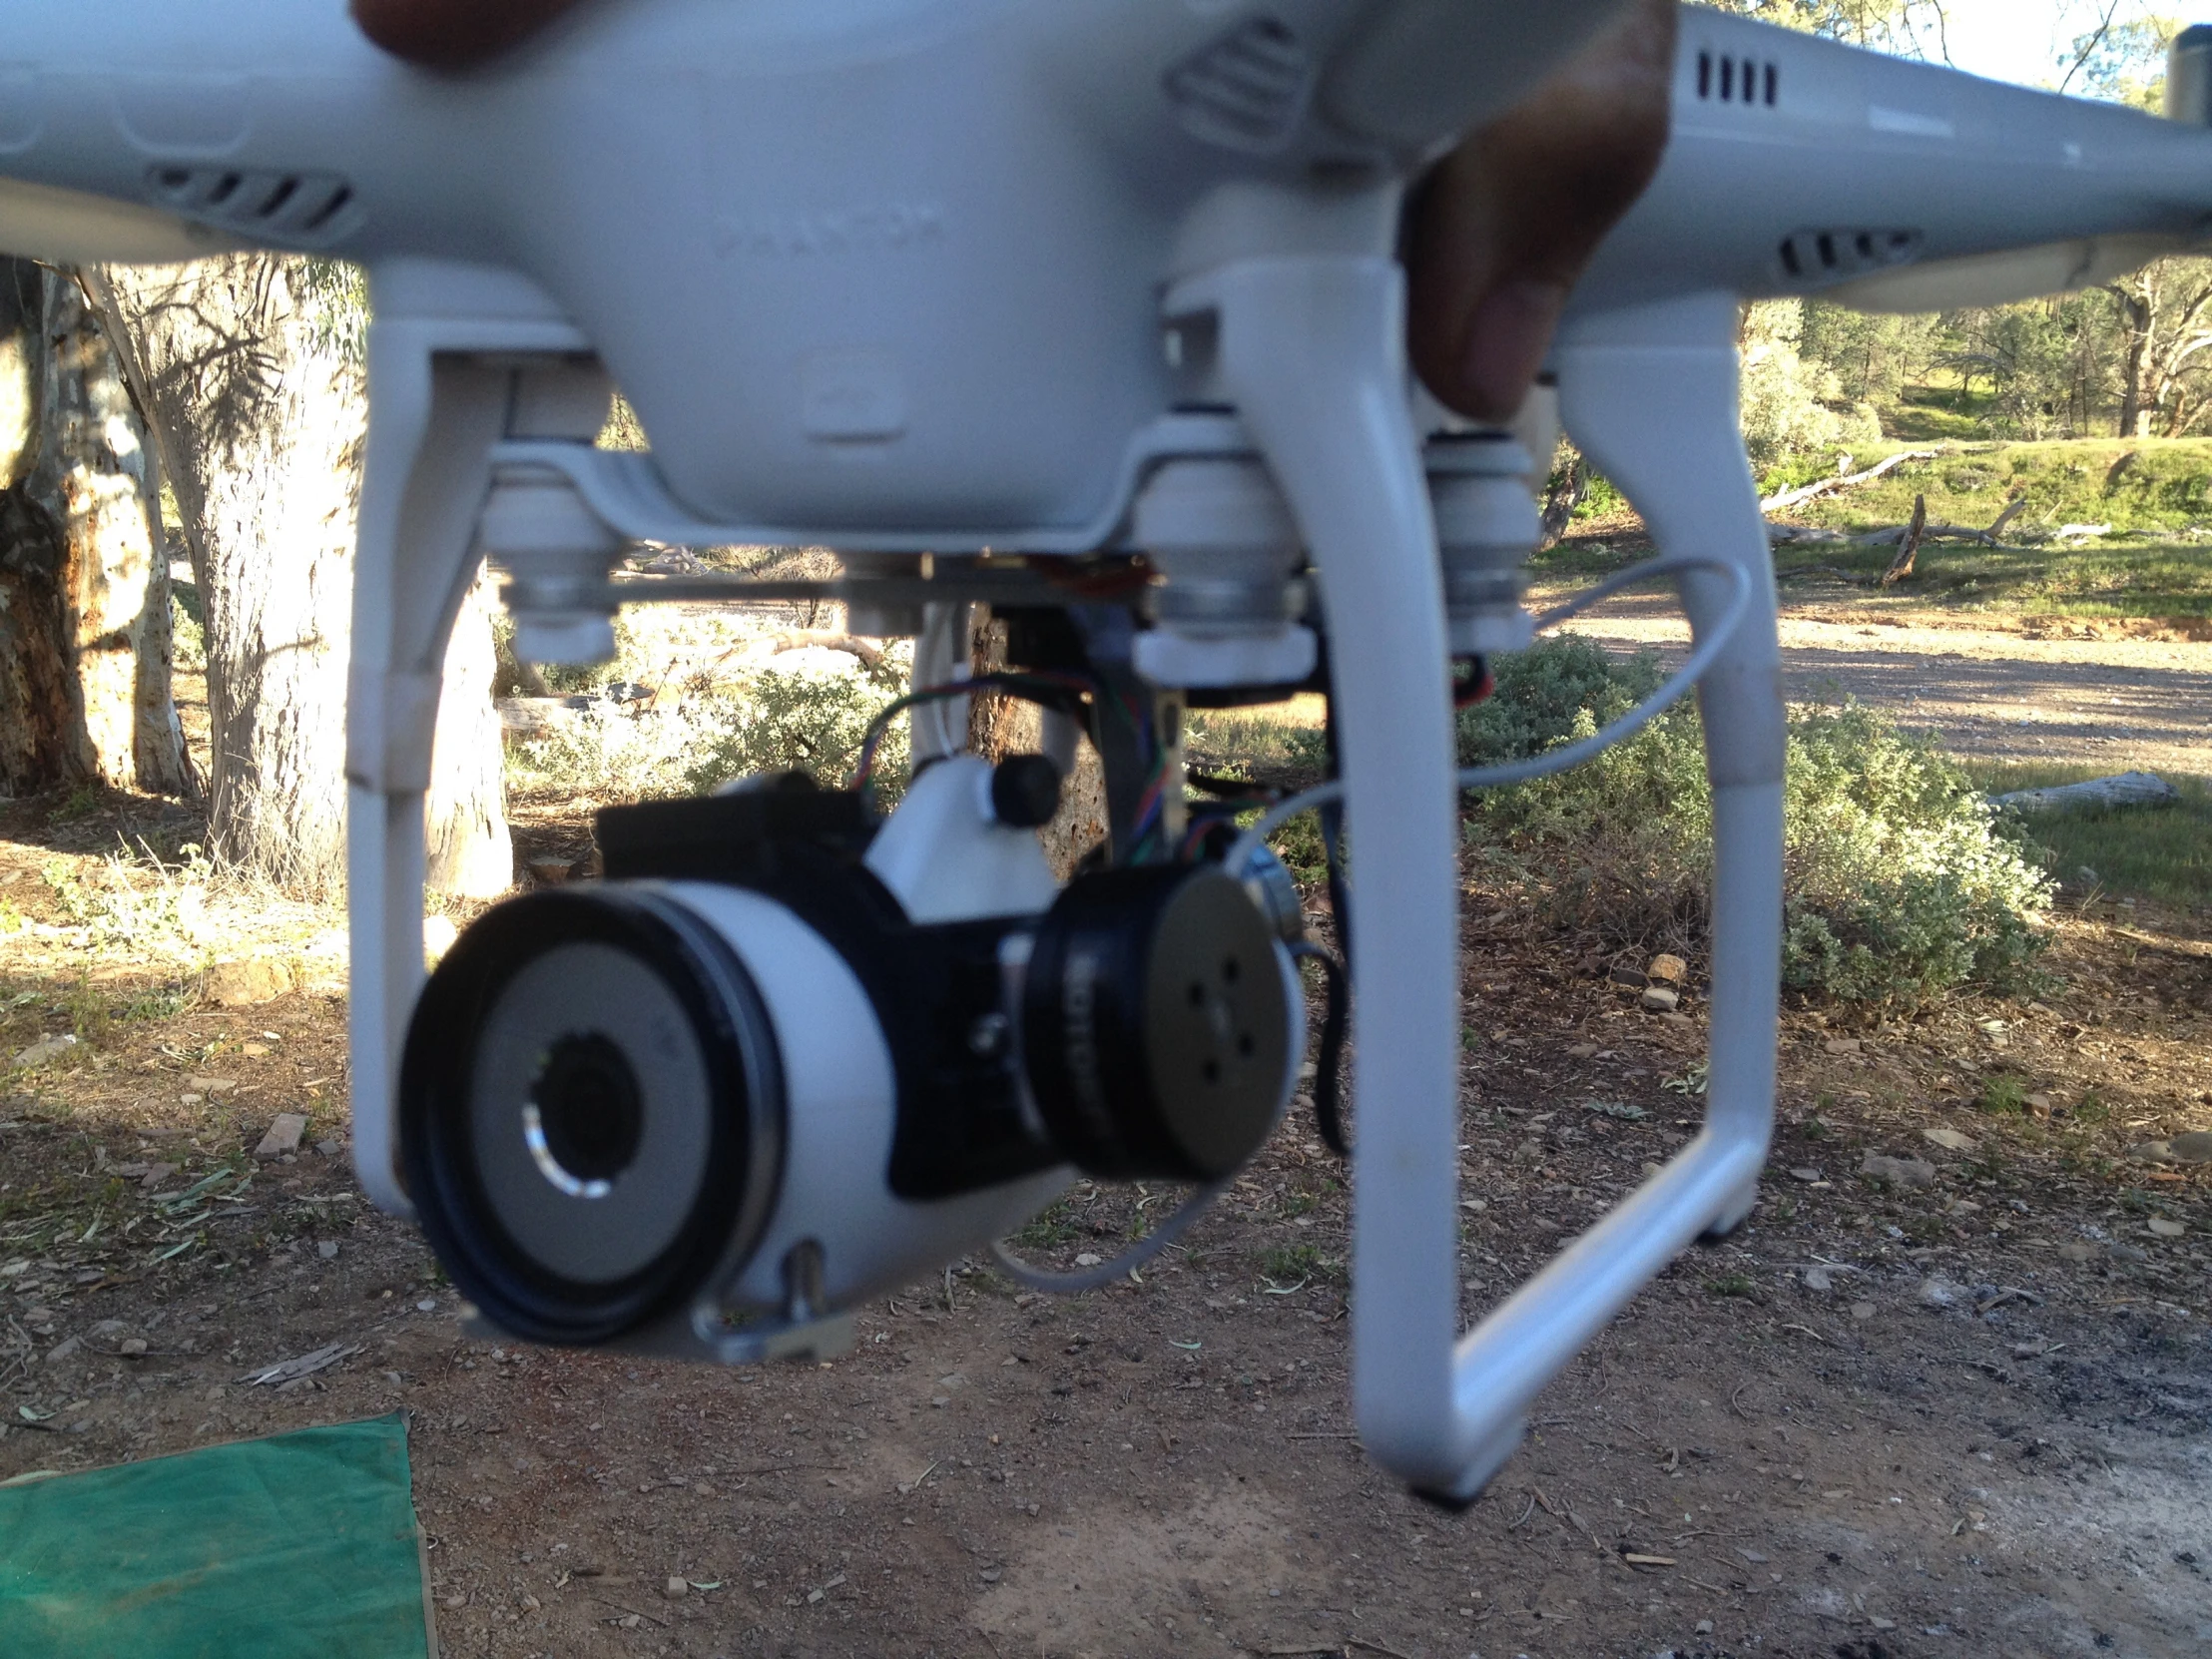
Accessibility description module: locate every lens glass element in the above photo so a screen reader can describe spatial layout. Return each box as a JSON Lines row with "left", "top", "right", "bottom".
{"left": 521, "top": 1033, "right": 645, "bottom": 1199}
{"left": 469, "top": 942, "right": 713, "bottom": 1286}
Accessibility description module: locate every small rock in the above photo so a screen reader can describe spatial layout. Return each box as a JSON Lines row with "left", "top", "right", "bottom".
{"left": 2108, "top": 1242, "right": 2149, "bottom": 1266}
{"left": 2024, "top": 1092, "right": 2054, "bottom": 1117}
{"left": 1918, "top": 1276, "right": 1960, "bottom": 1309}
{"left": 1072, "top": 1253, "right": 1103, "bottom": 1268}
{"left": 11, "top": 1033, "right": 81, "bottom": 1071}
{"left": 178, "top": 1093, "right": 203, "bottom": 1108}
{"left": 119, "top": 1338, "right": 148, "bottom": 1358}
{"left": 1824, "top": 1036, "right": 1862, "bottom": 1055}
{"left": 1922, "top": 1126, "right": 1977, "bottom": 1153}
{"left": 1639, "top": 985, "right": 1680, "bottom": 1012}
{"left": 664, "top": 1576, "right": 688, "bottom": 1599}
{"left": 1695, "top": 1620, "right": 1715, "bottom": 1636}
{"left": 1788, "top": 1166, "right": 1824, "bottom": 1184}
{"left": 1567, "top": 1043, "right": 1599, "bottom": 1059}
{"left": 1646, "top": 953, "right": 1687, "bottom": 985}
{"left": 315, "top": 1139, "right": 343, "bottom": 1158}
{"left": 44, "top": 1337, "right": 80, "bottom": 1365}
{"left": 139, "top": 1163, "right": 177, "bottom": 1190}
{"left": 1803, "top": 1266, "right": 1834, "bottom": 1293}
{"left": 2148, "top": 1218, "right": 2185, "bottom": 1239}
{"left": 1861, "top": 1152, "right": 1936, "bottom": 1189}
{"left": 241, "top": 1041, "right": 270, "bottom": 1058}
{"left": 255, "top": 1113, "right": 309, "bottom": 1159}
{"left": 90, "top": 1319, "right": 127, "bottom": 1339}
{"left": 1608, "top": 965, "right": 1648, "bottom": 989}
{"left": 2170, "top": 1130, "right": 2212, "bottom": 1165}
{"left": 204, "top": 958, "right": 294, "bottom": 1007}
{"left": 416, "top": 1299, "right": 436, "bottom": 1314}
{"left": 1850, "top": 1302, "right": 1877, "bottom": 1321}
{"left": 317, "top": 1241, "right": 340, "bottom": 1260}
{"left": 2058, "top": 1242, "right": 2102, "bottom": 1264}
{"left": 1512, "top": 1139, "right": 1544, "bottom": 1165}
{"left": 2128, "top": 1140, "right": 2177, "bottom": 1165}
{"left": 440, "top": 1593, "right": 467, "bottom": 1611}
{"left": 979, "top": 1567, "right": 1002, "bottom": 1584}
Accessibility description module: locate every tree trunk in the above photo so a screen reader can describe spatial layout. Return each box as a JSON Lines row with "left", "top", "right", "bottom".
{"left": 425, "top": 572, "right": 514, "bottom": 896}
{"left": 109, "top": 257, "right": 509, "bottom": 897}
{"left": 2114, "top": 287, "right": 2153, "bottom": 438}
{"left": 0, "top": 258, "right": 192, "bottom": 798}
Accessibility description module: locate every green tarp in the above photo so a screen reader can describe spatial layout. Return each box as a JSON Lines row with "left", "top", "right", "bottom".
{"left": 0, "top": 1413, "right": 432, "bottom": 1659}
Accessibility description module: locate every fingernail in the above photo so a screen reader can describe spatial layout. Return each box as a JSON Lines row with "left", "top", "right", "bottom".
{"left": 1458, "top": 279, "right": 1568, "bottom": 422}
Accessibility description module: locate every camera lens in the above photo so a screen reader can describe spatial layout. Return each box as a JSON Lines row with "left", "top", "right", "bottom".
{"left": 400, "top": 889, "right": 783, "bottom": 1346}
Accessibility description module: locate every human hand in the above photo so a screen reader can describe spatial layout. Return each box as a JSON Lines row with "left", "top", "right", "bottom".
{"left": 352, "top": 0, "right": 1675, "bottom": 425}
{"left": 350, "top": 0, "right": 586, "bottom": 69}
{"left": 1405, "top": 0, "right": 1678, "bottom": 421}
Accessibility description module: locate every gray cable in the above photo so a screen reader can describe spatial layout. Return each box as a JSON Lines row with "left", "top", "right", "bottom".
{"left": 989, "top": 1181, "right": 1226, "bottom": 1294}
{"left": 1227, "top": 551, "right": 1752, "bottom": 875}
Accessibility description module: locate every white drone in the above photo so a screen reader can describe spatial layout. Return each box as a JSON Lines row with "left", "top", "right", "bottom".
{"left": 3, "top": 0, "right": 2207, "bottom": 1504}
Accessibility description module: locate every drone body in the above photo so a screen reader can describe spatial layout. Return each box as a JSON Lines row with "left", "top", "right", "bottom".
{"left": 0, "top": 1, "right": 2204, "bottom": 1504}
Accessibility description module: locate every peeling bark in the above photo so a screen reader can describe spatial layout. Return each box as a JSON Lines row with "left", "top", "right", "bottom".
{"left": 0, "top": 258, "right": 190, "bottom": 799}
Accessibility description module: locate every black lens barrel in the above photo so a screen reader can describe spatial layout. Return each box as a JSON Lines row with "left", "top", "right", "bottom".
{"left": 1020, "top": 865, "right": 1290, "bottom": 1182}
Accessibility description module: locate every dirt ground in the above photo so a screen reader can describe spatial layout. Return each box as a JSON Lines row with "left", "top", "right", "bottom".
{"left": 2, "top": 783, "right": 2209, "bottom": 1659}
{"left": 1547, "top": 582, "right": 2212, "bottom": 779}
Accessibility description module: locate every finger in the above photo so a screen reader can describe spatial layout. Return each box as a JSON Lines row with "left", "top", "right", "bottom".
{"left": 1406, "top": 0, "right": 1679, "bottom": 421}
{"left": 351, "top": 0, "right": 590, "bottom": 68}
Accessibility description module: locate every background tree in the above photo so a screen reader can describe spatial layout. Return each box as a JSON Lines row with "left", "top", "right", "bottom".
{"left": 0, "top": 258, "right": 193, "bottom": 799}
{"left": 109, "top": 256, "right": 509, "bottom": 898}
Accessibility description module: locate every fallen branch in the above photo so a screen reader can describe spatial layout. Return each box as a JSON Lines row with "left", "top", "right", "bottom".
{"left": 762, "top": 630, "right": 884, "bottom": 671}
{"left": 1989, "top": 771, "right": 2179, "bottom": 815}
{"left": 1759, "top": 448, "right": 1936, "bottom": 514}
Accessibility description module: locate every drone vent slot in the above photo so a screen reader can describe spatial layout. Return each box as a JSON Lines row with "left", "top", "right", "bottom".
{"left": 1164, "top": 14, "right": 1316, "bottom": 154}
{"left": 1777, "top": 226, "right": 1923, "bottom": 282}
{"left": 147, "top": 166, "right": 358, "bottom": 246}
{"left": 1695, "top": 49, "right": 1780, "bottom": 107}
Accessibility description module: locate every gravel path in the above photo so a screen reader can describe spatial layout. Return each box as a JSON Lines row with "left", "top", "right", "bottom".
{"left": 1556, "top": 596, "right": 2212, "bottom": 776}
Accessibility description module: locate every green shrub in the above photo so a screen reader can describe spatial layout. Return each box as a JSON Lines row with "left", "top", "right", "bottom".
{"left": 1457, "top": 634, "right": 1663, "bottom": 768}
{"left": 682, "top": 668, "right": 910, "bottom": 798}
{"left": 507, "top": 666, "right": 911, "bottom": 806}
{"left": 1460, "top": 638, "right": 2051, "bottom": 1002}
{"left": 1777, "top": 705, "right": 2050, "bottom": 1000}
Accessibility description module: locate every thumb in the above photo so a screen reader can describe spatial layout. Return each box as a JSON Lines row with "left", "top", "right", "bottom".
{"left": 351, "top": 0, "right": 590, "bottom": 68}
{"left": 1405, "top": 0, "right": 1679, "bottom": 422}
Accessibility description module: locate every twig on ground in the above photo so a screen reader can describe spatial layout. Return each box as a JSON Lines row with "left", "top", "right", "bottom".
{"left": 590, "top": 1596, "right": 671, "bottom": 1628}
